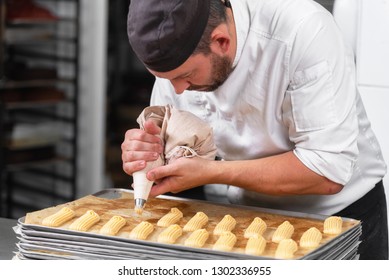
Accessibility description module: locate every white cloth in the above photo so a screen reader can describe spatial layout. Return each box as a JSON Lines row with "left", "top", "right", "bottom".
{"left": 150, "top": 0, "right": 387, "bottom": 215}
{"left": 136, "top": 105, "right": 217, "bottom": 164}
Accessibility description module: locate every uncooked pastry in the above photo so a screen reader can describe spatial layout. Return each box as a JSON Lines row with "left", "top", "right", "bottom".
{"left": 272, "top": 221, "right": 294, "bottom": 243}
{"left": 275, "top": 239, "right": 298, "bottom": 259}
{"left": 299, "top": 227, "right": 322, "bottom": 248}
{"left": 183, "top": 212, "right": 209, "bottom": 232}
{"left": 213, "top": 214, "right": 236, "bottom": 235}
{"left": 41, "top": 207, "right": 75, "bottom": 227}
{"left": 213, "top": 231, "right": 237, "bottom": 252}
{"left": 129, "top": 221, "right": 154, "bottom": 240}
{"left": 323, "top": 216, "right": 343, "bottom": 234}
{"left": 157, "top": 208, "right": 183, "bottom": 227}
{"left": 99, "top": 215, "right": 126, "bottom": 236}
{"left": 244, "top": 217, "right": 267, "bottom": 238}
{"left": 68, "top": 210, "right": 100, "bottom": 232}
{"left": 184, "top": 229, "right": 209, "bottom": 248}
{"left": 157, "top": 224, "right": 183, "bottom": 244}
{"left": 245, "top": 234, "right": 267, "bottom": 256}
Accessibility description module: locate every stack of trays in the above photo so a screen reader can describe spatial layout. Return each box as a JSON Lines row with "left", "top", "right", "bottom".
{"left": 14, "top": 189, "right": 362, "bottom": 260}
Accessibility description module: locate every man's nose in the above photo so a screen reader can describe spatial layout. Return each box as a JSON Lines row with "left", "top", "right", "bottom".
{"left": 170, "top": 79, "right": 190, "bottom": 94}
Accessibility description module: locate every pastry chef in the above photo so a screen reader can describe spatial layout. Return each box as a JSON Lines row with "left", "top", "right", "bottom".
{"left": 122, "top": 0, "right": 388, "bottom": 259}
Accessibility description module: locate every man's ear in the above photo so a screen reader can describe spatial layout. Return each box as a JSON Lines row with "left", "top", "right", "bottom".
{"left": 209, "top": 25, "right": 231, "bottom": 55}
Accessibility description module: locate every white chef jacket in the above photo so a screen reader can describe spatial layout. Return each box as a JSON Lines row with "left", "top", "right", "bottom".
{"left": 150, "top": 0, "right": 387, "bottom": 215}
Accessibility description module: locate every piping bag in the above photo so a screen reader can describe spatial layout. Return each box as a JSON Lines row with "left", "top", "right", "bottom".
{"left": 133, "top": 105, "right": 217, "bottom": 214}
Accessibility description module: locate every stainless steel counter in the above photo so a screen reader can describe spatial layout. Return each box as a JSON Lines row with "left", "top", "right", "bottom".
{"left": 0, "top": 218, "right": 18, "bottom": 260}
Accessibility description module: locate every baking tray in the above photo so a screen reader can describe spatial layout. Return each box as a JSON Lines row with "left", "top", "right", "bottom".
{"left": 16, "top": 232, "right": 216, "bottom": 260}
{"left": 15, "top": 188, "right": 362, "bottom": 260}
{"left": 16, "top": 219, "right": 361, "bottom": 260}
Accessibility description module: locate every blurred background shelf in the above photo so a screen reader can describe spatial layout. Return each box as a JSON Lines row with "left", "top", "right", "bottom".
{"left": 0, "top": 0, "right": 80, "bottom": 218}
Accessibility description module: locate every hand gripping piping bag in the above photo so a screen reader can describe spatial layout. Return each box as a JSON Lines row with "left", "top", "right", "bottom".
{"left": 133, "top": 105, "right": 217, "bottom": 213}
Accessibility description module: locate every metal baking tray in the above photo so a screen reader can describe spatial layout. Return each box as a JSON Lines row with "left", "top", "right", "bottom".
{"left": 15, "top": 188, "right": 362, "bottom": 260}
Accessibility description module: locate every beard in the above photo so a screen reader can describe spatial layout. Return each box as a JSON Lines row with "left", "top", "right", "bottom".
{"left": 187, "top": 52, "right": 233, "bottom": 92}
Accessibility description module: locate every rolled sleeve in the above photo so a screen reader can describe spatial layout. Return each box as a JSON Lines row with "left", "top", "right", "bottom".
{"left": 294, "top": 145, "right": 357, "bottom": 185}
{"left": 284, "top": 12, "right": 359, "bottom": 185}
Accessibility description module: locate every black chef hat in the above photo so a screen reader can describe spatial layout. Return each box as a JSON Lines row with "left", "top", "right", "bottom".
{"left": 127, "top": 0, "right": 211, "bottom": 72}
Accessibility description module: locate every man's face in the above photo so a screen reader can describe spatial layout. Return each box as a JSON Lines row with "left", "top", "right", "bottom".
{"left": 149, "top": 51, "right": 233, "bottom": 94}
{"left": 186, "top": 52, "right": 233, "bottom": 92}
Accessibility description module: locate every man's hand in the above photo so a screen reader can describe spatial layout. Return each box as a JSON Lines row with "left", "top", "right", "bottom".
{"left": 147, "top": 156, "right": 215, "bottom": 197}
{"left": 121, "top": 120, "right": 163, "bottom": 175}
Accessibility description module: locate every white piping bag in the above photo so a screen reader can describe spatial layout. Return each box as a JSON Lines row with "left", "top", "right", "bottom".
{"left": 133, "top": 158, "right": 163, "bottom": 214}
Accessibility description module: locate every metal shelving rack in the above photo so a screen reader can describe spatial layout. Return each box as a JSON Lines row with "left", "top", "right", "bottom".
{"left": 0, "top": 0, "right": 80, "bottom": 218}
